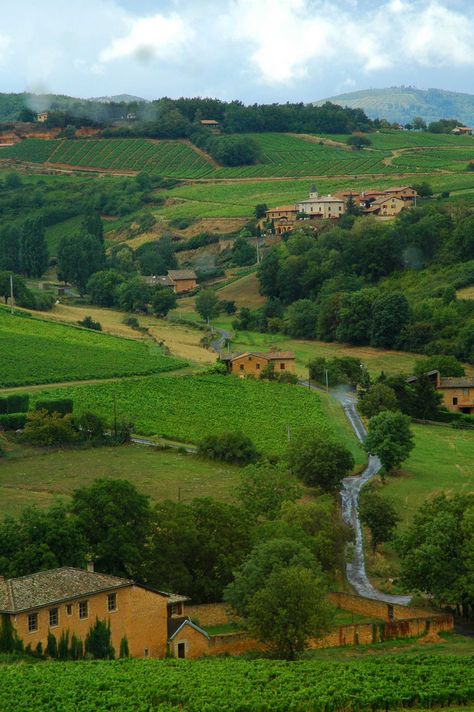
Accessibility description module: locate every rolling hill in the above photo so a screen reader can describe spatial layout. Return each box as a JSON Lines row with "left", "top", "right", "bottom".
{"left": 315, "top": 86, "right": 474, "bottom": 126}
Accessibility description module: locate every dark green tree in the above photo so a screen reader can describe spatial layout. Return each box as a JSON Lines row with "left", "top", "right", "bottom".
{"left": 359, "top": 487, "right": 400, "bottom": 552}
{"left": 365, "top": 411, "right": 414, "bottom": 476}
{"left": 195, "top": 289, "right": 220, "bottom": 321}
{"left": 20, "top": 218, "right": 48, "bottom": 278}
{"left": 151, "top": 287, "right": 177, "bottom": 317}
{"left": 371, "top": 292, "right": 410, "bottom": 348}
{"left": 85, "top": 619, "right": 115, "bottom": 659}
{"left": 57, "top": 233, "right": 105, "bottom": 293}
{"left": 287, "top": 430, "right": 354, "bottom": 492}
{"left": 237, "top": 463, "right": 301, "bottom": 520}
{"left": 285, "top": 299, "right": 318, "bottom": 338}
{"left": 231, "top": 236, "right": 257, "bottom": 266}
{"left": 86, "top": 270, "right": 124, "bottom": 307}
{"left": 116, "top": 277, "right": 150, "bottom": 312}
{"left": 0, "top": 226, "right": 21, "bottom": 272}
{"left": 358, "top": 383, "right": 399, "bottom": 419}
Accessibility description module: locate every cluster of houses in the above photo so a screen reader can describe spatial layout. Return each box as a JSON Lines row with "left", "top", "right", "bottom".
{"left": 407, "top": 370, "right": 474, "bottom": 415}
{"left": 266, "top": 185, "right": 418, "bottom": 235}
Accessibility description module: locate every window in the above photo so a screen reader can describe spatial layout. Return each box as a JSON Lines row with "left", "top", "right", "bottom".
{"left": 144, "top": 648, "right": 149, "bottom": 657}
{"left": 170, "top": 602, "right": 183, "bottom": 616}
{"left": 239, "top": 364, "right": 244, "bottom": 371}
{"left": 27, "top": 613, "right": 38, "bottom": 633}
{"left": 107, "top": 593, "right": 117, "bottom": 612}
{"left": 79, "top": 601, "right": 88, "bottom": 619}
{"left": 66, "top": 604, "right": 73, "bottom": 616}
{"left": 49, "top": 608, "right": 59, "bottom": 627}
{"left": 453, "top": 397, "right": 458, "bottom": 406}
{"left": 256, "top": 363, "right": 260, "bottom": 370}
{"left": 280, "top": 363, "right": 285, "bottom": 370}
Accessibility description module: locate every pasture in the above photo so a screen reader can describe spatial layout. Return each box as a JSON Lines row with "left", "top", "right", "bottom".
{"left": 0, "top": 309, "right": 185, "bottom": 387}
{"left": 0, "top": 443, "right": 242, "bottom": 518}
{"left": 28, "top": 374, "right": 344, "bottom": 456}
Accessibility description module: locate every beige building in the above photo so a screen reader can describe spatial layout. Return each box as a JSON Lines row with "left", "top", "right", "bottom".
{"left": 365, "top": 195, "right": 406, "bottom": 217}
{"left": 220, "top": 351, "right": 296, "bottom": 378}
{"left": 296, "top": 185, "right": 345, "bottom": 220}
{"left": 37, "top": 112, "right": 48, "bottom": 123}
{"left": 265, "top": 205, "right": 298, "bottom": 235}
{"left": 407, "top": 370, "right": 474, "bottom": 415}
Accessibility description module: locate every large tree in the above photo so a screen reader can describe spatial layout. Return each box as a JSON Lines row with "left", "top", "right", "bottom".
{"left": 287, "top": 430, "right": 354, "bottom": 492}
{"left": 20, "top": 218, "right": 48, "bottom": 278}
{"left": 0, "top": 226, "right": 21, "bottom": 273}
{"left": 370, "top": 292, "right": 411, "bottom": 348}
{"left": 358, "top": 383, "right": 399, "bottom": 419}
{"left": 195, "top": 289, "right": 220, "bottom": 321}
{"left": 359, "top": 487, "right": 400, "bottom": 552}
{"left": 57, "top": 232, "right": 105, "bottom": 293}
{"left": 365, "top": 411, "right": 414, "bottom": 476}
{"left": 237, "top": 463, "right": 301, "bottom": 520}
{"left": 246, "top": 565, "right": 333, "bottom": 659}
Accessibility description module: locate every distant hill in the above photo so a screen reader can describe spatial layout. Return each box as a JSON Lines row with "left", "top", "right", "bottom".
{"left": 89, "top": 94, "right": 147, "bottom": 104}
{"left": 315, "top": 87, "right": 474, "bottom": 126}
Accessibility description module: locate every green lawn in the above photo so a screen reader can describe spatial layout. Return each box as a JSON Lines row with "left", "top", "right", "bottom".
{"left": 379, "top": 423, "right": 474, "bottom": 527}
{"left": 28, "top": 374, "right": 342, "bottom": 456}
{"left": 0, "top": 443, "right": 242, "bottom": 518}
{"left": 0, "top": 308, "right": 186, "bottom": 387}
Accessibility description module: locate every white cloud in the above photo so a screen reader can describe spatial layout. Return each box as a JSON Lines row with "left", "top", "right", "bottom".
{"left": 99, "top": 12, "right": 193, "bottom": 64}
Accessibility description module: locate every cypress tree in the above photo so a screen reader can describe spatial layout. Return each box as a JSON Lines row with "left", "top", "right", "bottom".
{"left": 20, "top": 218, "right": 48, "bottom": 278}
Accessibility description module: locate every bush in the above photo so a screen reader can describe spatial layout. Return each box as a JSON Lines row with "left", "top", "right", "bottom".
{"left": 85, "top": 619, "right": 114, "bottom": 660}
{"left": 35, "top": 398, "right": 73, "bottom": 415}
{"left": 198, "top": 431, "right": 260, "bottom": 464}
{"left": 22, "top": 410, "right": 78, "bottom": 446}
{"left": 0, "top": 413, "right": 27, "bottom": 430}
{"left": 0, "top": 394, "right": 29, "bottom": 414}
{"left": 78, "top": 315, "right": 102, "bottom": 331}
{"left": 75, "top": 411, "right": 106, "bottom": 441}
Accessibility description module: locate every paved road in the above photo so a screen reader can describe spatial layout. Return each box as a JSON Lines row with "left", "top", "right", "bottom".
{"left": 211, "top": 328, "right": 232, "bottom": 354}
{"left": 335, "top": 390, "right": 411, "bottom": 605}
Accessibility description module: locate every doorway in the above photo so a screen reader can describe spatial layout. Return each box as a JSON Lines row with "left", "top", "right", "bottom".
{"left": 177, "top": 642, "right": 186, "bottom": 659}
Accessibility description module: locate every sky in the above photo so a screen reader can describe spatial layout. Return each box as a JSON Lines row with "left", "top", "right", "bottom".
{"left": 1, "top": 0, "right": 474, "bottom": 103}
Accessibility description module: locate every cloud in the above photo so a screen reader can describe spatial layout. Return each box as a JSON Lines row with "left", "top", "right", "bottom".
{"left": 99, "top": 12, "right": 193, "bottom": 64}
{"left": 225, "top": 0, "right": 474, "bottom": 84}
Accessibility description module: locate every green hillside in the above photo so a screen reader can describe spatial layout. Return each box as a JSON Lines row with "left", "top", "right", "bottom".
{"left": 315, "top": 86, "right": 474, "bottom": 125}
{"left": 0, "top": 309, "right": 185, "bottom": 387}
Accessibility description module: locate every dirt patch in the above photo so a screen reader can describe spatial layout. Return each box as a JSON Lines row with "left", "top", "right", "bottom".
{"left": 419, "top": 631, "right": 446, "bottom": 644}
{"left": 289, "top": 133, "right": 350, "bottom": 150}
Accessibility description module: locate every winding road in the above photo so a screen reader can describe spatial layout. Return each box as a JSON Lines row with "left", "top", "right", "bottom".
{"left": 335, "top": 390, "right": 411, "bottom": 605}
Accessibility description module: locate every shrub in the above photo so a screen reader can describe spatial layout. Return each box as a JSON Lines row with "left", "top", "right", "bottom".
{"left": 0, "top": 394, "right": 29, "bottom": 414}
{"left": 119, "top": 636, "right": 130, "bottom": 658}
{"left": 35, "top": 398, "right": 73, "bottom": 415}
{"left": 75, "top": 411, "right": 106, "bottom": 441}
{"left": 22, "top": 410, "right": 78, "bottom": 446}
{"left": 198, "top": 431, "right": 260, "bottom": 464}
{"left": 85, "top": 619, "right": 115, "bottom": 660}
{"left": 0, "top": 413, "right": 27, "bottom": 430}
{"left": 78, "top": 315, "right": 102, "bottom": 331}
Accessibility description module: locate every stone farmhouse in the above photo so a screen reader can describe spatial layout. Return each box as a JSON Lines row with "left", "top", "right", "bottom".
{"left": 266, "top": 185, "right": 417, "bottom": 235}
{"left": 220, "top": 351, "right": 296, "bottom": 378}
{"left": 144, "top": 269, "right": 197, "bottom": 294}
{"left": 407, "top": 369, "right": 474, "bottom": 415}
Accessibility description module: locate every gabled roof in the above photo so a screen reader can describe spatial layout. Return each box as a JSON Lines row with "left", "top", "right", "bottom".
{"left": 220, "top": 351, "right": 294, "bottom": 362}
{"left": 266, "top": 205, "right": 298, "bottom": 212}
{"left": 0, "top": 567, "right": 188, "bottom": 614}
{"left": 371, "top": 195, "right": 405, "bottom": 206}
{"left": 167, "top": 617, "right": 210, "bottom": 641}
{"left": 168, "top": 269, "right": 197, "bottom": 281}
{"left": 298, "top": 195, "right": 345, "bottom": 204}
{"left": 439, "top": 376, "right": 474, "bottom": 388}
{"left": 200, "top": 119, "right": 219, "bottom": 125}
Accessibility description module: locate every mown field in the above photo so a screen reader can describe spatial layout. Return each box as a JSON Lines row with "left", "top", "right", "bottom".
{"left": 2, "top": 654, "right": 474, "bottom": 711}
{"left": 28, "top": 375, "right": 338, "bottom": 456}
{"left": 0, "top": 309, "right": 185, "bottom": 387}
{"left": 379, "top": 423, "right": 474, "bottom": 527}
{"left": 0, "top": 444, "right": 242, "bottom": 517}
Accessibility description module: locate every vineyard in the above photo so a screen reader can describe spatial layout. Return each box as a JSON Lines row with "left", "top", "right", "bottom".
{"left": 1, "top": 138, "right": 215, "bottom": 178}
{"left": 30, "top": 374, "right": 333, "bottom": 454}
{"left": 0, "top": 310, "right": 185, "bottom": 387}
{"left": 1, "top": 655, "right": 474, "bottom": 711}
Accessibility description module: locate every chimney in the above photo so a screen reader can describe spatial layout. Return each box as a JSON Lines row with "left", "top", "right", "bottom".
{"left": 86, "top": 561, "right": 94, "bottom": 573}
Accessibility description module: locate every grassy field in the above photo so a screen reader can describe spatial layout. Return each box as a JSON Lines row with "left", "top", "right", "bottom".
{"left": 0, "top": 308, "right": 185, "bottom": 387}
{"left": 0, "top": 443, "right": 242, "bottom": 518}
{"left": 28, "top": 374, "right": 346, "bottom": 456}
{"left": 215, "top": 272, "right": 265, "bottom": 309}
{"left": 379, "top": 423, "right": 474, "bottom": 527}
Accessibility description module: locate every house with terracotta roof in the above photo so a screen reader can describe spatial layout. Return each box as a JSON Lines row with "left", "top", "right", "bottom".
{"left": 0, "top": 565, "right": 189, "bottom": 659}
{"left": 144, "top": 269, "right": 197, "bottom": 294}
{"left": 407, "top": 369, "right": 474, "bottom": 415}
{"left": 220, "top": 351, "right": 295, "bottom": 378}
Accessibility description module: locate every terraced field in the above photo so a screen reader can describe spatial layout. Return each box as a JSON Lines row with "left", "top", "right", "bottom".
{"left": 0, "top": 309, "right": 185, "bottom": 387}
{"left": 2, "top": 138, "right": 214, "bottom": 178}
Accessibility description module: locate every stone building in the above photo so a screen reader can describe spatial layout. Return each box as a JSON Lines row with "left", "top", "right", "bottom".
{"left": 219, "top": 351, "right": 296, "bottom": 378}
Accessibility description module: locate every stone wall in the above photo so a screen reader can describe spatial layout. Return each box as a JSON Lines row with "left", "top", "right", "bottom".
{"left": 328, "top": 592, "right": 438, "bottom": 622}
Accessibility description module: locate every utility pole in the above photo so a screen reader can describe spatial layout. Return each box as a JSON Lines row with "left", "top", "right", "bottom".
{"left": 308, "top": 366, "right": 311, "bottom": 389}
{"left": 325, "top": 369, "right": 329, "bottom": 393}
{"left": 9, "top": 274, "right": 14, "bottom": 315}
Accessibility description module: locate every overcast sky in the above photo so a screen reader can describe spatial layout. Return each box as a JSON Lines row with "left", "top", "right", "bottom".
{"left": 1, "top": 0, "right": 474, "bottom": 103}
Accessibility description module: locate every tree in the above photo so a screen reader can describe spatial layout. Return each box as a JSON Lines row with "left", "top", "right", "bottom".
{"left": 86, "top": 270, "right": 124, "bottom": 307}
{"left": 346, "top": 135, "right": 372, "bottom": 150}
{"left": 358, "top": 383, "right": 399, "bottom": 419}
{"left": 71, "top": 479, "right": 153, "bottom": 579}
{"left": 398, "top": 494, "right": 474, "bottom": 610}
{"left": 195, "top": 289, "right": 220, "bottom": 321}
{"left": 359, "top": 487, "right": 400, "bottom": 552}
{"left": 21, "top": 410, "right": 78, "bottom": 447}
{"left": 246, "top": 565, "right": 333, "bottom": 659}
{"left": 75, "top": 412, "right": 106, "bottom": 442}
{"left": 414, "top": 356, "right": 465, "bottom": 378}
{"left": 116, "top": 277, "right": 150, "bottom": 312}
{"left": 82, "top": 213, "right": 104, "bottom": 243}
{"left": 254, "top": 203, "right": 267, "bottom": 219}
{"left": 336, "top": 289, "right": 377, "bottom": 345}
{"left": 364, "top": 411, "right": 414, "bottom": 476}
{"left": 20, "top": 218, "right": 48, "bottom": 278}
{"left": 412, "top": 182, "right": 433, "bottom": 198}
{"left": 346, "top": 193, "right": 362, "bottom": 216}
{"left": 0, "top": 226, "right": 21, "bottom": 272}
{"left": 224, "top": 538, "right": 319, "bottom": 618}
{"left": 231, "top": 236, "right": 257, "bottom": 266}
{"left": 4, "top": 172, "right": 23, "bottom": 190}
{"left": 151, "top": 287, "right": 177, "bottom": 318}
{"left": 57, "top": 233, "right": 105, "bottom": 293}
{"left": 370, "top": 292, "right": 410, "bottom": 348}
{"left": 410, "top": 374, "right": 443, "bottom": 420}
{"left": 85, "top": 619, "right": 114, "bottom": 659}
{"left": 412, "top": 116, "right": 426, "bottom": 130}
{"left": 285, "top": 299, "right": 318, "bottom": 339}
{"left": 287, "top": 430, "right": 354, "bottom": 492}
{"left": 198, "top": 431, "right": 260, "bottom": 465}
{"left": 237, "top": 463, "right": 301, "bottom": 520}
